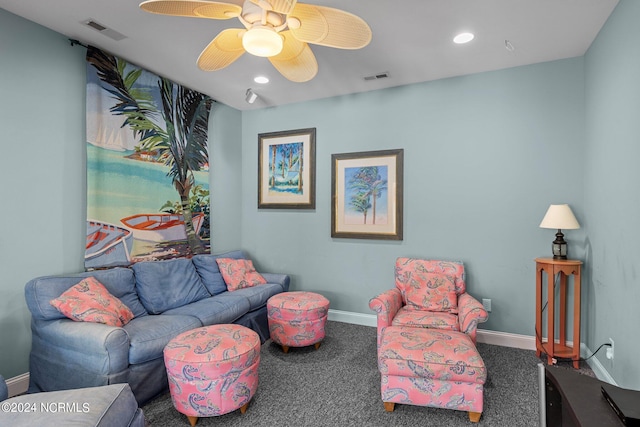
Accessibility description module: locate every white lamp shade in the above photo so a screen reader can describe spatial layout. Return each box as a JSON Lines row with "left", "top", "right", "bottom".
{"left": 539, "top": 204, "right": 580, "bottom": 230}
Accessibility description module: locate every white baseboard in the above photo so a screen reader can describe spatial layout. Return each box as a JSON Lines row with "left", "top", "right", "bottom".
{"left": 5, "top": 373, "right": 29, "bottom": 398}
{"left": 328, "top": 309, "right": 377, "bottom": 327}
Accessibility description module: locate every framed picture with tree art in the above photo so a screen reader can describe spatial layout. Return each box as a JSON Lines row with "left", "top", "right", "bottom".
{"left": 331, "top": 149, "right": 403, "bottom": 240}
{"left": 258, "top": 128, "right": 316, "bottom": 209}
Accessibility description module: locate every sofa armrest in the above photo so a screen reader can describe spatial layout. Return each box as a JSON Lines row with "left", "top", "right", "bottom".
{"left": 32, "top": 318, "right": 130, "bottom": 373}
{"left": 458, "top": 293, "right": 489, "bottom": 343}
{"left": 261, "top": 273, "right": 290, "bottom": 292}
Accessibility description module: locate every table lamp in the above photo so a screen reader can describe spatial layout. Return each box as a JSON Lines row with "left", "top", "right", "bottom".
{"left": 539, "top": 204, "right": 580, "bottom": 260}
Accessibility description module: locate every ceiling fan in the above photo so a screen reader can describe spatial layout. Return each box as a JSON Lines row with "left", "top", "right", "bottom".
{"left": 139, "top": 0, "right": 372, "bottom": 82}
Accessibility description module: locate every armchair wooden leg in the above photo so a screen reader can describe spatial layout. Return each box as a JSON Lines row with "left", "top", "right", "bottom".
{"left": 314, "top": 342, "right": 321, "bottom": 350}
{"left": 281, "top": 345, "right": 290, "bottom": 353}
{"left": 469, "top": 411, "right": 481, "bottom": 422}
{"left": 187, "top": 415, "right": 198, "bottom": 426}
{"left": 383, "top": 402, "right": 395, "bottom": 412}
{"left": 240, "top": 402, "right": 249, "bottom": 414}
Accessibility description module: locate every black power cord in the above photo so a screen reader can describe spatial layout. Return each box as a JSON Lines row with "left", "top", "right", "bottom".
{"left": 535, "top": 274, "right": 612, "bottom": 365}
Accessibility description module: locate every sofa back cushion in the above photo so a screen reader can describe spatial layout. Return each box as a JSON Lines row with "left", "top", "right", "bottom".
{"left": 25, "top": 268, "right": 148, "bottom": 321}
{"left": 132, "top": 258, "right": 210, "bottom": 314}
{"left": 192, "top": 250, "right": 247, "bottom": 295}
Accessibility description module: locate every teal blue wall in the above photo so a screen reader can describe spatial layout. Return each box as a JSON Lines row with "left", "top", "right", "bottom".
{"left": 2, "top": 1, "right": 639, "bottom": 389}
{"left": 0, "top": 9, "right": 86, "bottom": 378}
{"left": 241, "top": 58, "right": 586, "bottom": 337}
{"left": 0, "top": 8, "right": 242, "bottom": 378}
{"left": 584, "top": 0, "right": 640, "bottom": 388}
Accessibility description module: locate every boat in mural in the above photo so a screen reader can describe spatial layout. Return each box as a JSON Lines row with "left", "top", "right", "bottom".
{"left": 85, "top": 220, "right": 133, "bottom": 268}
{"left": 120, "top": 213, "right": 204, "bottom": 242}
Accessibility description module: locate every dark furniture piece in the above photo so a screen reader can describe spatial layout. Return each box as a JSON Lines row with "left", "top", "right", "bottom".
{"left": 539, "top": 364, "right": 623, "bottom": 426}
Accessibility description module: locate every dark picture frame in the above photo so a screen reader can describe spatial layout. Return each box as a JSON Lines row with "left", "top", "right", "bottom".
{"left": 258, "top": 128, "right": 316, "bottom": 209}
{"left": 331, "top": 149, "right": 404, "bottom": 240}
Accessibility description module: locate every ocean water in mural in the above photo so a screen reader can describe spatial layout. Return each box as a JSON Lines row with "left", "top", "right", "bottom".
{"left": 344, "top": 165, "right": 388, "bottom": 225}
{"left": 85, "top": 46, "right": 212, "bottom": 269}
{"left": 86, "top": 143, "right": 209, "bottom": 265}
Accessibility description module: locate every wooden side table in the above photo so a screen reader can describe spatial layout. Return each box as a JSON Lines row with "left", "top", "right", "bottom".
{"left": 535, "top": 258, "right": 582, "bottom": 369}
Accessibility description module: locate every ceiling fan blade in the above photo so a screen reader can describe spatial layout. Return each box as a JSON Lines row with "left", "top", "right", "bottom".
{"left": 288, "top": 4, "right": 371, "bottom": 49}
{"left": 197, "top": 28, "right": 246, "bottom": 71}
{"left": 249, "top": 0, "right": 297, "bottom": 15}
{"left": 268, "top": 31, "right": 317, "bottom": 82}
{"left": 139, "top": 0, "right": 241, "bottom": 19}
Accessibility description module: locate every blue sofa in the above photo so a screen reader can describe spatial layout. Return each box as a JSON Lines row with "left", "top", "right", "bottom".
{"left": 0, "top": 374, "right": 145, "bottom": 426}
{"left": 24, "top": 250, "right": 289, "bottom": 405}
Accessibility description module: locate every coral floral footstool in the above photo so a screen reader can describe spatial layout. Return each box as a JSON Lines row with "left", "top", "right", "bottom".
{"left": 267, "top": 291, "right": 330, "bottom": 353}
{"left": 164, "top": 324, "right": 260, "bottom": 426}
{"left": 378, "top": 326, "right": 487, "bottom": 422}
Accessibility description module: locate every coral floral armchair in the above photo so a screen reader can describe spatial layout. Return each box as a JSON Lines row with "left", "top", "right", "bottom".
{"left": 369, "top": 258, "right": 488, "bottom": 346}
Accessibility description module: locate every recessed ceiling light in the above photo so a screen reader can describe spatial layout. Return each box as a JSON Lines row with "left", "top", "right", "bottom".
{"left": 254, "top": 76, "right": 269, "bottom": 84}
{"left": 453, "top": 32, "right": 474, "bottom": 44}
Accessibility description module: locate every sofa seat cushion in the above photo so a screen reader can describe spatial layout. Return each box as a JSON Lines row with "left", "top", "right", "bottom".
{"left": 123, "top": 314, "right": 202, "bottom": 364}
{"left": 192, "top": 250, "right": 247, "bottom": 295}
{"left": 226, "top": 282, "right": 285, "bottom": 311}
{"left": 132, "top": 258, "right": 210, "bottom": 314}
{"left": 391, "top": 306, "right": 459, "bottom": 331}
{"left": 25, "top": 268, "right": 148, "bottom": 321}
{"left": 162, "top": 293, "right": 251, "bottom": 326}
{"left": 0, "top": 383, "right": 144, "bottom": 427}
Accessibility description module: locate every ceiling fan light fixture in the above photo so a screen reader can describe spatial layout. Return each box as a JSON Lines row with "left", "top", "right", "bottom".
{"left": 242, "top": 26, "right": 283, "bottom": 57}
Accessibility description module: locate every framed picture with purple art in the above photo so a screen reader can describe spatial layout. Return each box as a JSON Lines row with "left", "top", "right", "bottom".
{"left": 331, "top": 149, "right": 404, "bottom": 240}
{"left": 258, "top": 128, "right": 316, "bottom": 209}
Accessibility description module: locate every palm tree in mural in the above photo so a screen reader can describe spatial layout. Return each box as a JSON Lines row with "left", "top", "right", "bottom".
{"left": 348, "top": 166, "right": 387, "bottom": 225}
{"left": 87, "top": 47, "right": 213, "bottom": 255}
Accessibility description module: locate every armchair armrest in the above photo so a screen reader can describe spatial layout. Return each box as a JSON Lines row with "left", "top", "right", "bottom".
{"left": 369, "top": 288, "right": 403, "bottom": 346}
{"left": 261, "top": 273, "right": 290, "bottom": 292}
{"left": 458, "top": 293, "right": 489, "bottom": 343}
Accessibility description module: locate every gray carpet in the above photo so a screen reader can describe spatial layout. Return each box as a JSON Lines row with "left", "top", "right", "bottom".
{"left": 142, "top": 321, "right": 591, "bottom": 426}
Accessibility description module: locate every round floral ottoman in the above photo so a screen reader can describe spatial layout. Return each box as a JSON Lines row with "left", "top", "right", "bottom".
{"left": 163, "top": 324, "right": 260, "bottom": 426}
{"left": 267, "top": 291, "right": 330, "bottom": 353}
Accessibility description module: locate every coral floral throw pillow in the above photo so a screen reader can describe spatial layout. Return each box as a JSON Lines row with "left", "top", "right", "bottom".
{"left": 50, "top": 276, "right": 134, "bottom": 327}
{"left": 215, "top": 258, "right": 266, "bottom": 291}
{"left": 404, "top": 273, "right": 459, "bottom": 313}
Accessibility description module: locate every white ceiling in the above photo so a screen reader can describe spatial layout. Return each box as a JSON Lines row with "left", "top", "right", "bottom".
{"left": 0, "top": 0, "right": 619, "bottom": 111}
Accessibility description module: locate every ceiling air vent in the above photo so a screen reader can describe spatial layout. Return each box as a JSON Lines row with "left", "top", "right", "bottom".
{"left": 364, "top": 72, "right": 389, "bottom": 81}
{"left": 82, "top": 19, "right": 127, "bottom": 41}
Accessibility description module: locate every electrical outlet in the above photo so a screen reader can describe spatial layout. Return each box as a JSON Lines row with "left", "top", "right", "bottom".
{"left": 606, "top": 338, "right": 614, "bottom": 360}
{"left": 482, "top": 298, "right": 492, "bottom": 312}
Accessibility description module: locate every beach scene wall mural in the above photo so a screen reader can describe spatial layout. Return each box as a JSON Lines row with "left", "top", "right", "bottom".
{"left": 85, "top": 46, "right": 213, "bottom": 269}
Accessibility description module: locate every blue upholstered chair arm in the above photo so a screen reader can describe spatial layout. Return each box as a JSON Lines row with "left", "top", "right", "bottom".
{"left": 0, "top": 375, "right": 8, "bottom": 401}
